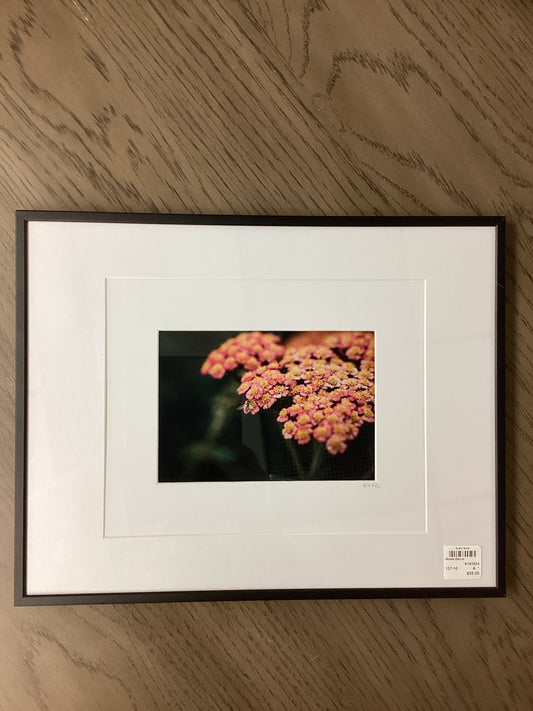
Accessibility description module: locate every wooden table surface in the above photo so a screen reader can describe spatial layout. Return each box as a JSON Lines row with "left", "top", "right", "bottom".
{"left": 1, "top": 1, "right": 532, "bottom": 709}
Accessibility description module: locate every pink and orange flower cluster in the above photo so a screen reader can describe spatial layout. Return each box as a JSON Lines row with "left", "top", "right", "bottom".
{"left": 200, "top": 331, "right": 284, "bottom": 379}
{"left": 202, "top": 331, "right": 374, "bottom": 456}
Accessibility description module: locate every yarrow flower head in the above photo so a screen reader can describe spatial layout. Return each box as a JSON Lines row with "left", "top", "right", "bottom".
{"left": 200, "top": 331, "right": 284, "bottom": 379}
{"left": 202, "top": 331, "right": 374, "bottom": 456}
{"left": 273, "top": 338, "right": 374, "bottom": 454}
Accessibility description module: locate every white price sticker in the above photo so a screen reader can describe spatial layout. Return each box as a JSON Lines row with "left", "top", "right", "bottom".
{"left": 443, "top": 545, "right": 481, "bottom": 580}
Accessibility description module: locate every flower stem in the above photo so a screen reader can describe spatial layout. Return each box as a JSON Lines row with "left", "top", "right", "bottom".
{"left": 308, "top": 439, "right": 325, "bottom": 479}
{"left": 284, "top": 436, "right": 305, "bottom": 479}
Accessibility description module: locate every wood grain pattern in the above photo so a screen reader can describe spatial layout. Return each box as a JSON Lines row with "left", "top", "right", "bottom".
{"left": 1, "top": 0, "right": 532, "bottom": 708}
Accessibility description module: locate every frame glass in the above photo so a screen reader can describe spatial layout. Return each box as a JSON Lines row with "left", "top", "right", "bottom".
{"left": 15, "top": 213, "right": 505, "bottom": 604}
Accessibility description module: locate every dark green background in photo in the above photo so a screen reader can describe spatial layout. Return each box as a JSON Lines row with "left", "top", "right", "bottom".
{"left": 158, "top": 331, "right": 375, "bottom": 482}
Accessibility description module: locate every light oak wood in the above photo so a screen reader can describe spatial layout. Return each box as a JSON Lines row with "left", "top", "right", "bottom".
{"left": 1, "top": 0, "right": 532, "bottom": 708}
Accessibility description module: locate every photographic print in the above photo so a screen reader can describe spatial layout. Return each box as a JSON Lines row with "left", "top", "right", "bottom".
{"left": 159, "top": 330, "right": 375, "bottom": 482}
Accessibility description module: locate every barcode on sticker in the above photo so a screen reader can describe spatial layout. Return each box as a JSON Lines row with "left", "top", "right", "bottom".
{"left": 443, "top": 545, "right": 481, "bottom": 580}
{"left": 448, "top": 550, "right": 477, "bottom": 558}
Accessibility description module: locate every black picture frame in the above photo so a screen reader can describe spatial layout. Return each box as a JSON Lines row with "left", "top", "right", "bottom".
{"left": 15, "top": 212, "right": 506, "bottom": 605}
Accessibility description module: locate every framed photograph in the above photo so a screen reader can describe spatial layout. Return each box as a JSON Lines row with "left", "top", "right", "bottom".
{"left": 15, "top": 213, "right": 505, "bottom": 604}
